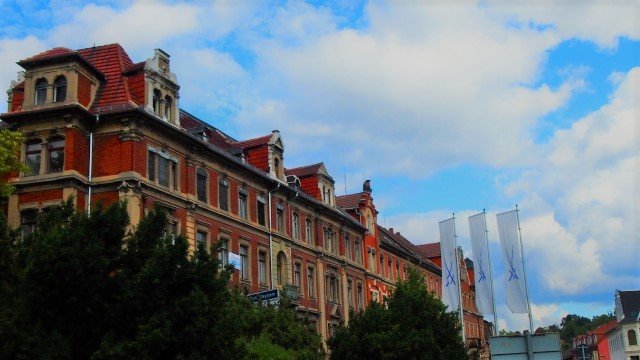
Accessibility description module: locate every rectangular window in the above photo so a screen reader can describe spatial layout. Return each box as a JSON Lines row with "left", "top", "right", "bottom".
{"left": 257, "top": 196, "right": 266, "bottom": 226}
{"left": 347, "top": 279, "right": 354, "bottom": 308}
{"left": 21, "top": 210, "right": 37, "bottom": 239}
{"left": 196, "top": 230, "right": 207, "bottom": 250}
{"left": 26, "top": 141, "right": 42, "bottom": 175}
{"left": 276, "top": 205, "right": 284, "bottom": 232}
{"left": 240, "top": 245, "right": 249, "bottom": 281}
{"left": 148, "top": 151, "right": 155, "bottom": 181}
{"left": 219, "top": 178, "right": 229, "bottom": 211}
{"left": 327, "top": 273, "right": 339, "bottom": 303}
{"left": 357, "top": 282, "right": 364, "bottom": 309}
{"left": 239, "top": 188, "right": 248, "bottom": 219}
{"left": 259, "top": 251, "right": 267, "bottom": 285}
{"left": 355, "top": 241, "right": 361, "bottom": 264}
{"left": 48, "top": 138, "right": 64, "bottom": 173}
{"left": 292, "top": 213, "right": 300, "bottom": 239}
{"left": 158, "top": 156, "right": 169, "bottom": 187}
{"left": 307, "top": 266, "right": 315, "bottom": 298}
{"left": 294, "top": 262, "right": 301, "bottom": 287}
{"left": 218, "top": 240, "right": 228, "bottom": 266}
{"left": 305, "top": 219, "right": 313, "bottom": 245}
{"left": 197, "top": 169, "right": 207, "bottom": 202}
{"left": 345, "top": 236, "right": 351, "bottom": 260}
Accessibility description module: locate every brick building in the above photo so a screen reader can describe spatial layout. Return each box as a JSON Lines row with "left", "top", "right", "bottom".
{"left": 416, "top": 243, "right": 488, "bottom": 351}
{"left": 1, "top": 44, "right": 483, "bottom": 345}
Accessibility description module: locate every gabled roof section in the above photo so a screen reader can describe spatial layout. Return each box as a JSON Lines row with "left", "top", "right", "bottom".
{"left": 336, "top": 192, "right": 367, "bottom": 209}
{"left": 77, "top": 44, "right": 136, "bottom": 112}
{"left": 619, "top": 289, "right": 640, "bottom": 323}
{"left": 378, "top": 226, "right": 441, "bottom": 273}
{"left": 285, "top": 162, "right": 327, "bottom": 178}
{"left": 235, "top": 134, "right": 272, "bottom": 149}
{"left": 179, "top": 110, "right": 239, "bottom": 151}
{"left": 415, "top": 242, "right": 441, "bottom": 259}
{"left": 18, "top": 47, "right": 105, "bottom": 80}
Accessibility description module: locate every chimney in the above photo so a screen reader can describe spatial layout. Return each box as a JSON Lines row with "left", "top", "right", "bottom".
{"left": 389, "top": 228, "right": 394, "bottom": 234}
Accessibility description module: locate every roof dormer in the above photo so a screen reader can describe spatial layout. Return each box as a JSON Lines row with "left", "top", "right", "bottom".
{"left": 144, "top": 49, "right": 180, "bottom": 124}
{"left": 14, "top": 47, "right": 103, "bottom": 112}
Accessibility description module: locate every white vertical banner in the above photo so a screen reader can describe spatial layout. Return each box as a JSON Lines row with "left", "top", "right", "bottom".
{"left": 439, "top": 217, "right": 460, "bottom": 312}
{"left": 496, "top": 210, "right": 528, "bottom": 313}
{"left": 468, "top": 212, "right": 495, "bottom": 316}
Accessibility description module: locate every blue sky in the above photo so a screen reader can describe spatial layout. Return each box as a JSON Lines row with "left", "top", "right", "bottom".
{"left": 1, "top": 0, "right": 638, "bottom": 331}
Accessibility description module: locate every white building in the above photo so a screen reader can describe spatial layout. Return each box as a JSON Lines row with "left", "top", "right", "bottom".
{"left": 608, "top": 290, "right": 640, "bottom": 360}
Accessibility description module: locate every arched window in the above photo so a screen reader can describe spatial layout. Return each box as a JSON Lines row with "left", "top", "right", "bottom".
{"left": 276, "top": 252, "right": 287, "bottom": 286}
{"left": 629, "top": 330, "right": 638, "bottom": 346}
{"left": 35, "top": 78, "right": 48, "bottom": 105}
{"left": 25, "top": 140, "right": 42, "bottom": 175}
{"left": 48, "top": 136, "right": 65, "bottom": 173}
{"left": 53, "top": 76, "right": 67, "bottom": 102}
{"left": 164, "top": 95, "right": 172, "bottom": 121}
{"left": 152, "top": 89, "right": 161, "bottom": 114}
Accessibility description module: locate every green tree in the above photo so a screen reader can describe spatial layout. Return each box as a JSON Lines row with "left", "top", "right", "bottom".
{"left": 0, "top": 129, "right": 27, "bottom": 196}
{"left": 0, "top": 201, "right": 324, "bottom": 359}
{"left": 328, "top": 268, "right": 468, "bottom": 360}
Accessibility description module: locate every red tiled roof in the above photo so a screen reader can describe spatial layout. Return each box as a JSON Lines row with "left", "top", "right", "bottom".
{"left": 20, "top": 47, "right": 75, "bottom": 63}
{"left": 415, "top": 243, "right": 441, "bottom": 259}
{"left": 592, "top": 320, "right": 617, "bottom": 336}
{"left": 285, "top": 163, "right": 323, "bottom": 178}
{"left": 179, "top": 110, "right": 239, "bottom": 151}
{"left": 77, "top": 44, "right": 136, "bottom": 111}
{"left": 336, "top": 192, "right": 366, "bottom": 209}
{"left": 235, "top": 134, "right": 271, "bottom": 149}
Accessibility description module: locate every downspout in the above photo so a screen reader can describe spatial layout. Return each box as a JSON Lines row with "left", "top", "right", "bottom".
{"left": 267, "top": 182, "right": 281, "bottom": 289}
{"left": 87, "top": 114, "right": 99, "bottom": 216}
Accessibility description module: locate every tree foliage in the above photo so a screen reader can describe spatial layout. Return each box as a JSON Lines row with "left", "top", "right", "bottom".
{"left": 328, "top": 268, "right": 468, "bottom": 360}
{"left": 0, "top": 128, "right": 27, "bottom": 197}
{"left": 0, "top": 200, "right": 323, "bottom": 359}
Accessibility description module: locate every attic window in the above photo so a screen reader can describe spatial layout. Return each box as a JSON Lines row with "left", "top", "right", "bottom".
{"left": 53, "top": 76, "right": 66, "bottom": 102}
{"left": 35, "top": 78, "right": 47, "bottom": 105}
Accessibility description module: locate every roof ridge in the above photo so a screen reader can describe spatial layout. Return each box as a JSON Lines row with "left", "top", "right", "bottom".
{"left": 285, "top": 162, "right": 324, "bottom": 171}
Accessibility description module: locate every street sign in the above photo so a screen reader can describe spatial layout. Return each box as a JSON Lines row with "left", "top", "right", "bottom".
{"left": 247, "top": 289, "right": 280, "bottom": 306}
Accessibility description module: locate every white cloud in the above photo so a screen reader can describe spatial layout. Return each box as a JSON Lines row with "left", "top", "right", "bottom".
{"left": 0, "top": 36, "right": 46, "bottom": 111}
{"left": 236, "top": 1, "right": 578, "bottom": 177}
{"left": 487, "top": 0, "right": 640, "bottom": 48}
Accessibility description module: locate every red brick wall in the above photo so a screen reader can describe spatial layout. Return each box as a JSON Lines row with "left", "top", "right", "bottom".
{"left": 299, "top": 175, "right": 320, "bottom": 200}
{"left": 10, "top": 88, "right": 24, "bottom": 112}
{"left": 65, "top": 127, "right": 89, "bottom": 176}
{"left": 93, "top": 134, "right": 123, "bottom": 177}
{"left": 78, "top": 73, "right": 91, "bottom": 107}
{"left": 19, "top": 189, "right": 63, "bottom": 204}
{"left": 127, "top": 72, "right": 145, "bottom": 105}
{"left": 246, "top": 146, "right": 269, "bottom": 172}
{"left": 132, "top": 140, "right": 147, "bottom": 175}
{"left": 91, "top": 191, "right": 119, "bottom": 208}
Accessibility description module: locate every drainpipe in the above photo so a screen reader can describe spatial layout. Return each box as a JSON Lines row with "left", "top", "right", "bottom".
{"left": 87, "top": 114, "right": 99, "bottom": 216}
{"left": 267, "top": 182, "right": 281, "bottom": 289}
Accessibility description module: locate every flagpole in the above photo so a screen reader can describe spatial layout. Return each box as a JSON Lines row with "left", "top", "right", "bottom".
{"left": 453, "top": 213, "right": 466, "bottom": 344}
{"left": 515, "top": 205, "right": 534, "bottom": 333}
{"left": 483, "top": 210, "right": 499, "bottom": 336}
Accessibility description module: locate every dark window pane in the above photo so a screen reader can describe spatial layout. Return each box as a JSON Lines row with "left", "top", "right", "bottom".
{"left": 49, "top": 137, "right": 64, "bottom": 172}
{"left": 26, "top": 141, "right": 41, "bottom": 175}
{"left": 54, "top": 76, "right": 66, "bottom": 102}
{"left": 197, "top": 169, "right": 207, "bottom": 202}
{"left": 158, "top": 157, "right": 169, "bottom": 186}
{"left": 219, "top": 179, "right": 228, "bottom": 211}
{"left": 35, "top": 79, "right": 47, "bottom": 105}
{"left": 148, "top": 151, "right": 155, "bottom": 181}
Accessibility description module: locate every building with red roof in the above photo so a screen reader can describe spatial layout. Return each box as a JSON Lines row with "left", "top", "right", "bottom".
{"left": 1, "top": 43, "right": 486, "bottom": 349}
